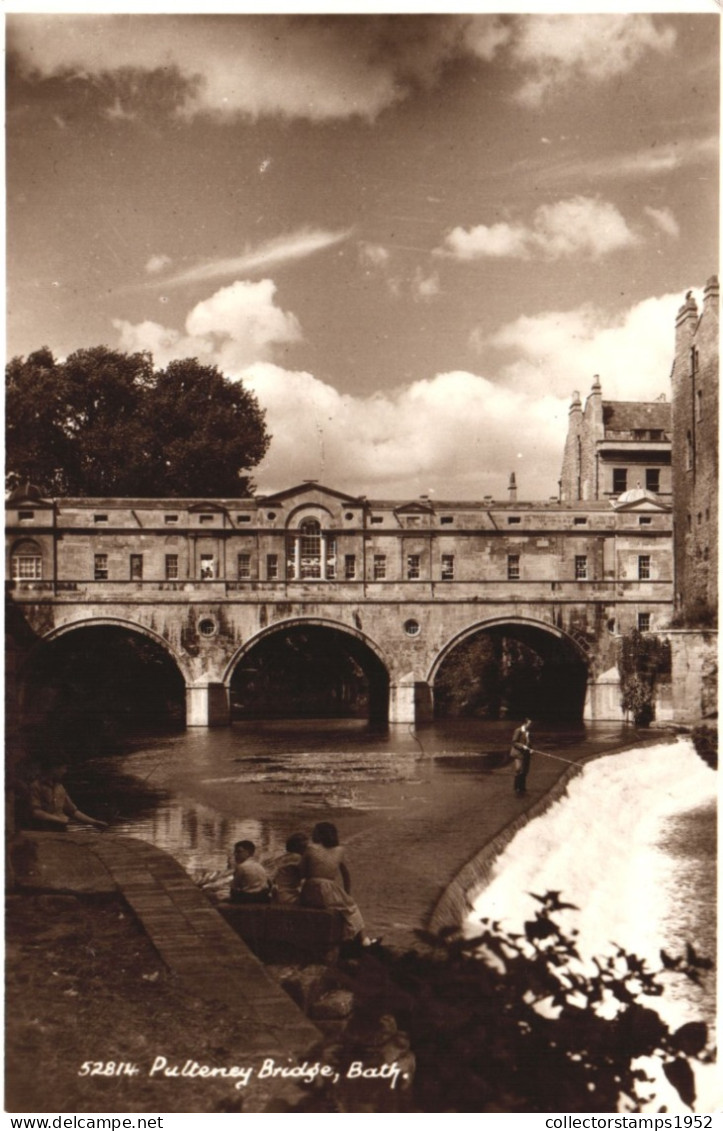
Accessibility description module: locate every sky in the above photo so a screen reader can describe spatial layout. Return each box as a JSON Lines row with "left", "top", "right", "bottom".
{"left": 6, "top": 7, "right": 719, "bottom": 502}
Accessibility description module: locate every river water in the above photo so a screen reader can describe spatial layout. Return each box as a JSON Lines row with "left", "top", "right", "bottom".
{"left": 98, "top": 719, "right": 716, "bottom": 1108}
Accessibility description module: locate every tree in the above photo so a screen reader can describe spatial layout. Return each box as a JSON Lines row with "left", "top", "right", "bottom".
{"left": 6, "top": 347, "right": 271, "bottom": 497}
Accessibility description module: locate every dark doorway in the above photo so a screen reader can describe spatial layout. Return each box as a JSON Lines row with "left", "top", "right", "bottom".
{"left": 19, "top": 626, "right": 186, "bottom": 760}
{"left": 230, "top": 625, "right": 389, "bottom": 722}
{"left": 434, "top": 624, "right": 588, "bottom": 722}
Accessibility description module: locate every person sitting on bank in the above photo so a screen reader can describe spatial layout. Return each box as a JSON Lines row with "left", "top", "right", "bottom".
{"left": 272, "top": 832, "right": 308, "bottom": 904}
{"left": 230, "top": 840, "right": 272, "bottom": 904}
{"left": 510, "top": 718, "right": 533, "bottom": 797}
{"left": 300, "top": 821, "right": 378, "bottom": 945}
{"left": 27, "top": 762, "right": 108, "bottom": 830}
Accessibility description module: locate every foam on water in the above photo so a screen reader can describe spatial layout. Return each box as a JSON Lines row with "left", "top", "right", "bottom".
{"left": 466, "top": 737, "right": 718, "bottom": 1110}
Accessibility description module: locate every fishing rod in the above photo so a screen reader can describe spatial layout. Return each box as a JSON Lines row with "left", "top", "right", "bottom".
{"left": 529, "top": 747, "right": 584, "bottom": 771}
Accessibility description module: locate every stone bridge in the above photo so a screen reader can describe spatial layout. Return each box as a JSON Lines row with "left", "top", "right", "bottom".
{"left": 7, "top": 482, "right": 675, "bottom": 726}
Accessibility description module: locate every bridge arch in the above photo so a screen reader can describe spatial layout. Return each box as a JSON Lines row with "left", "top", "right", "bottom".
{"left": 33, "top": 616, "right": 191, "bottom": 679}
{"left": 429, "top": 615, "right": 590, "bottom": 722}
{"left": 224, "top": 617, "right": 391, "bottom": 722}
{"left": 16, "top": 617, "right": 189, "bottom": 751}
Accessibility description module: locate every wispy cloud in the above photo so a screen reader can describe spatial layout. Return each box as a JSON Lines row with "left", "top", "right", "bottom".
{"left": 534, "top": 135, "right": 718, "bottom": 187}
{"left": 644, "top": 206, "right": 680, "bottom": 239}
{"left": 146, "top": 227, "right": 352, "bottom": 289}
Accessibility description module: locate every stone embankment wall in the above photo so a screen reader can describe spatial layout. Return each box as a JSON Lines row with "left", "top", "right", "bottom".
{"left": 669, "top": 630, "right": 718, "bottom": 723}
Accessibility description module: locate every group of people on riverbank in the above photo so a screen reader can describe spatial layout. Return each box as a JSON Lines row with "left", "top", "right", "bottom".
{"left": 228, "top": 821, "right": 378, "bottom": 946}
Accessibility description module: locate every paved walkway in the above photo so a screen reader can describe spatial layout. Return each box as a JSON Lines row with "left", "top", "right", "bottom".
{"left": 10, "top": 831, "right": 322, "bottom": 1059}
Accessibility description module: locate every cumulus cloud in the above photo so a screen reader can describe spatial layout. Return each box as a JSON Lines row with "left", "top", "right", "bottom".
{"left": 114, "top": 278, "right": 300, "bottom": 370}
{"left": 242, "top": 363, "right": 566, "bottom": 500}
{"left": 511, "top": 14, "right": 676, "bottom": 107}
{"left": 150, "top": 228, "right": 351, "bottom": 289}
{"left": 644, "top": 206, "right": 680, "bottom": 238}
{"left": 359, "top": 242, "right": 390, "bottom": 269}
{"left": 145, "top": 254, "right": 172, "bottom": 275}
{"left": 439, "top": 197, "right": 638, "bottom": 262}
{"left": 412, "top": 269, "right": 440, "bottom": 300}
{"left": 479, "top": 291, "right": 693, "bottom": 401}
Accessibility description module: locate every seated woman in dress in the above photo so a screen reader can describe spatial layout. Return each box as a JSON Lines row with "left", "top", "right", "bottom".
{"left": 300, "top": 821, "right": 377, "bottom": 945}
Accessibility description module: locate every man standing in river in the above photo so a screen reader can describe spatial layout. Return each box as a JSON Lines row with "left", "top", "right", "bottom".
{"left": 510, "top": 718, "right": 533, "bottom": 796}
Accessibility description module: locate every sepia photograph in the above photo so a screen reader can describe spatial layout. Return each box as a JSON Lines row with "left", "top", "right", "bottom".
{"left": 5, "top": 6, "right": 719, "bottom": 1116}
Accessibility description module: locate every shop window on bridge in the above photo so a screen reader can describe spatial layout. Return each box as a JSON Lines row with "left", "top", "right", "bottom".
{"left": 441, "top": 554, "right": 454, "bottom": 581}
{"left": 11, "top": 541, "right": 42, "bottom": 580}
{"left": 638, "top": 555, "right": 651, "bottom": 580}
{"left": 407, "top": 554, "right": 421, "bottom": 580}
{"left": 507, "top": 554, "right": 520, "bottom": 581}
{"left": 612, "top": 468, "right": 627, "bottom": 494}
{"left": 344, "top": 554, "right": 356, "bottom": 580}
{"left": 130, "top": 554, "right": 143, "bottom": 581}
{"left": 575, "top": 555, "right": 588, "bottom": 580}
{"left": 638, "top": 612, "right": 651, "bottom": 632}
{"left": 165, "top": 554, "right": 179, "bottom": 580}
{"left": 373, "top": 555, "right": 387, "bottom": 581}
{"left": 200, "top": 554, "right": 215, "bottom": 580}
{"left": 237, "top": 553, "right": 251, "bottom": 580}
{"left": 286, "top": 519, "right": 336, "bottom": 580}
{"left": 267, "top": 554, "right": 279, "bottom": 580}
{"left": 94, "top": 554, "right": 108, "bottom": 581}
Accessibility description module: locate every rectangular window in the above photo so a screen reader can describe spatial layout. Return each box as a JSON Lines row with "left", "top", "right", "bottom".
{"left": 373, "top": 555, "right": 387, "bottom": 580}
{"left": 440, "top": 516, "right": 454, "bottom": 525}
{"left": 130, "top": 554, "right": 143, "bottom": 581}
{"left": 344, "top": 554, "right": 356, "bottom": 580}
{"left": 406, "top": 516, "right": 421, "bottom": 527}
{"left": 407, "top": 554, "right": 421, "bottom": 580}
{"left": 507, "top": 516, "right": 521, "bottom": 525}
{"left": 94, "top": 554, "right": 108, "bottom": 580}
{"left": 200, "top": 554, "right": 215, "bottom": 579}
{"left": 638, "top": 613, "right": 651, "bottom": 632}
{"left": 574, "top": 555, "right": 588, "bottom": 580}
{"left": 237, "top": 553, "right": 251, "bottom": 580}
{"left": 266, "top": 554, "right": 279, "bottom": 580}
{"left": 638, "top": 555, "right": 651, "bottom": 580}
{"left": 164, "top": 514, "right": 178, "bottom": 525}
{"left": 94, "top": 514, "right": 108, "bottom": 524}
{"left": 13, "top": 555, "right": 42, "bottom": 580}
{"left": 165, "top": 554, "right": 179, "bottom": 580}
{"left": 638, "top": 516, "right": 652, "bottom": 526}
{"left": 237, "top": 514, "right": 252, "bottom": 523}
{"left": 507, "top": 554, "right": 520, "bottom": 581}
{"left": 573, "top": 517, "right": 587, "bottom": 526}
{"left": 370, "top": 516, "right": 383, "bottom": 524}
{"left": 441, "top": 554, "right": 454, "bottom": 581}
{"left": 612, "top": 469, "right": 627, "bottom": 494}
{"left": 645, "top": 468, "right": 660, "bottom": 493}
{"left": 18, "top": 510, "right": 34, "bottom": 521}
{"left": 199, "top": 514, "right": 214, "bottom": 524}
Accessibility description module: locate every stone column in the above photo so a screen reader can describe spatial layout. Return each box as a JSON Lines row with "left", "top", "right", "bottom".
{"left": 186, "top": 682, "right": 231, "bottom": 727}
{"left": 389, "top": 678, "right": 433, "bottom": 724}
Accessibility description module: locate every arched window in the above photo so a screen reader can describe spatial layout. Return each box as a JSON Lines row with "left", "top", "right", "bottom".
{"left": 286, "top": 517, "right": 336, "bottom": 580}
{"left": 299, "top": 519, "right": 321, "bottom": 579}
{"left": 11, "top": 539, "right": 43, "bottom": 580}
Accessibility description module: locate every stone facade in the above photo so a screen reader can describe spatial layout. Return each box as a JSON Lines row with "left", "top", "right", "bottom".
{"left": 670, "top": 276, "right": 719, "bottom": 621}
{"left": 559, "top": 377, "right": 671, "bottom": 503}
{"left": 7, "top": 483, "right": 673, "bottom": 725}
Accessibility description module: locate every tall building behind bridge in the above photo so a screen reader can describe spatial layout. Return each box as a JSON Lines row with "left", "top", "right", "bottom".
{"left": 671, "top": 275, "right": 719, "bottom": 622}
{"left": 559, "top": 377, "right": 672, "bottom": 504}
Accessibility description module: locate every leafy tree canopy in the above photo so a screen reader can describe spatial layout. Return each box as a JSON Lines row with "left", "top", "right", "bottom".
{"left": 6, "top": 347, "right": 271, "bottom": 497}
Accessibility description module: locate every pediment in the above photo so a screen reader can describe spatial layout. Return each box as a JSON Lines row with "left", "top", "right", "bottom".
{"left": 258, "top": 482, "right": 364, "bottom": 507}
{"left": 394, "top": 500, "right": 435, "bottom": 515}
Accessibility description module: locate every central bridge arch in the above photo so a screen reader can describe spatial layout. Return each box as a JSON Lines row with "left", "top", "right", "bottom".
{"left": 429, "top": 616, "right": 590, "bottom": 722}
{"left": 224, "top": 617, "right": 391, "bottom": 723}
